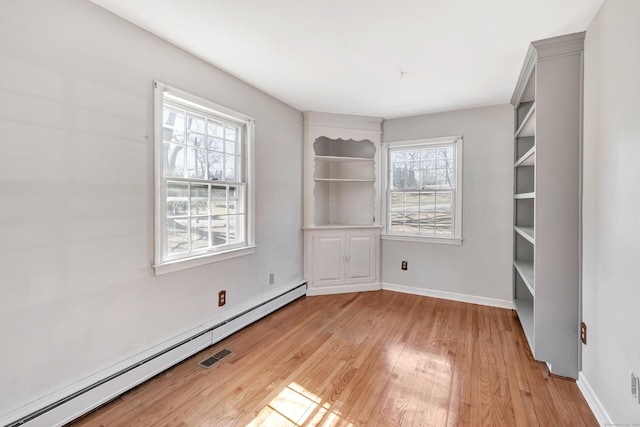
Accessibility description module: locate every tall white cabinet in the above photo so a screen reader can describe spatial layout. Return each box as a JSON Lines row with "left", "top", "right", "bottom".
{"left": 511, "top": 32, "right": 584, "bottom": 379}
{"left": 303, "top": 112, "right": 383, "bottom": 296}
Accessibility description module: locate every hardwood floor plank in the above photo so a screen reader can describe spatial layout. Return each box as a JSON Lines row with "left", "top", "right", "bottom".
{"left": 70, "top": 291, "right": 597, "bottom": 427}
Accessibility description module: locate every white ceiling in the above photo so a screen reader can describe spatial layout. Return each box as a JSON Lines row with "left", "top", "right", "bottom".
{"left": 91, "top": 0, "right": 604, "bottom": 119}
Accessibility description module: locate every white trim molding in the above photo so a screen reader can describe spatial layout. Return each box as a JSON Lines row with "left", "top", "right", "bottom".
{"left": 382, "top": 282, "right": 515, "bottom": 309}
{"left": 577, "top": 371, "right": 614, "bottom": 427}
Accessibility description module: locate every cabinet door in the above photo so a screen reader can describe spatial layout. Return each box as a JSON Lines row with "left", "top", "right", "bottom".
{"left": 312, "top": 233, "right": 345, "bottom": 287}
{"left": 345, "top": 231, "right": 376, "bottom": 284}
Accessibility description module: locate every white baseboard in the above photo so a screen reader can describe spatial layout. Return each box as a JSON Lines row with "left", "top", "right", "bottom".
{"left": 2, "top": 281, "right": 307, "bottom": 427}
{"left": 381, "top": 282, "right": 515, "bottom": 309}
{"left": 306, "top": 283, "right": 380, "bottom": 296}
{"left": 577, "top": 371, "right": 614, "bottom": 427}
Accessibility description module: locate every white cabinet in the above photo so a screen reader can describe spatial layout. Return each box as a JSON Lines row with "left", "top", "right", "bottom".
{"left": 511, "top": 32, "right": 583, "bottom": 379}
{"left": 305, "top": 227, "right": 379, "bottom": 294}
{"left": 303, "top": 112, "right": 383, "bottom": 295}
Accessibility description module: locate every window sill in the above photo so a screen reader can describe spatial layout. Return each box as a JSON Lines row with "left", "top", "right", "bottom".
{"left": 381, "top": 234, "right": 463, "bottom": 245}
{"left": 153, "top": 245, "right": 257, "bottom": 275}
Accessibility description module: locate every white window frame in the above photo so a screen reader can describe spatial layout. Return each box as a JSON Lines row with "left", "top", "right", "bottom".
{"left": 153, "top": 81, "right": 256, "bottom": 275}
{"left": 381, "top": 135, "right": 463, "bottom": 245}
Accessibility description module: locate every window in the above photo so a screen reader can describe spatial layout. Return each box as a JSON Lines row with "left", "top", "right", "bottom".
{"left": 153, "top": 82, "right": 255, "bottom": 274}
{"left": 382, "top": 136, "right": 462, "bottom": 244}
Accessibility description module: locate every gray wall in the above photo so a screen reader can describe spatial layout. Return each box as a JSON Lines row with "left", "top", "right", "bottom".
{"left": 582, "top": 0, "right": 640, "bottom": 423}
{"left": 382, "top": 105, "right": 514, "bottom": 304}
{"left": 0, "top": 0, "right": 303, "bottom": 417}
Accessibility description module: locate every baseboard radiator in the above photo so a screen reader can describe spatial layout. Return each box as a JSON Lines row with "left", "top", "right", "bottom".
{"left": 5, "top": 282, "right": 307, "bottom": 427}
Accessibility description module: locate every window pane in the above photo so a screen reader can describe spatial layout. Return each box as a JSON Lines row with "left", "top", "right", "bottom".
{"left": 190, "top": 217, "right": 209, "bottom": 250}
{"left": 390, "top": 212, "right": 405, "bottom": 232}
{"left": 421, "top": 159, "right": 436, "bottom": 174}
{"left": 390, "top": 192, "right": 404, "bottom": 212}
{"left": 422, "top": 169, "right": 436, "bottom": 188}
{"left": 436, "top": 191, "right": 452, "bottom": 212}
{"left": 187, "top": 147, "right": 207, "bottom": 179}
{"left": 163, "top": 143, "right": 185, "bottom": 177}
{"left": 435, "top": 191, "right": 453, "bottom": 234}
{"left": 225, "top": 154, "right": 236, "bottom": 181}
{"left": 225, "top": 140, "right": 237, "bottom": 155}
{"left": 167, "top": 218, "right": 189, "bottom": 255}
{"left": 208, "top": 151, "right": 222, "bottom": 181}
{"left": 211, "top": 186, "right": 227, "bottom": 216}
{"left": 167, "top": 182, "right": 189, "bottom": 217}
{"left": 438, "top": 146, "right": 453, "bottom": 160}
{"left": 392, "top": 168, "right": 406, "bottom": 190}
{"left": 419, "top": 212, "right": 437, "bottom": 234}
{"left": 208, "top": 137, "right": 224, "bottom": 152}
{"left": 405, "top": 149, "right": 420, "bottom": 162}
{"left": 225, "top": 126, "right": 238, "bottom": 142}
{"left": 163, "top": 107, "right": 185, "bottom": 143}
{"left": 187, "top": 114, "right": 205, "bottom": 133}
{"left": 436, "top": 213, "right": 453, "bottom": 234}
{"left": 391, "top": 150, "right": 405, "bottom": 163}
{"left": 228, "top": 214, "right": 245, "bottom": 244}
{"left": 405, "top": 163, "right": 420, "bottom": 189}
{"left": 163, "top": 127, "right": 184, "bottom": 145}
{"left": 211, "top": 215, "right": 227, "bottom": 246}
{"left": 228, "top": 186, "right": 244, "bottom": 214}
{"left": 208, "top": 121, "right": 224, "bottom": 138}
{"left": 420, "top": 192, "right": 436, "bottom": 214}
{"left": 188, "top": 132, "right": 205, "bottom": 147}
{"left": 190, "top": 184, "right": 209, "bottom": 215}
{"left": 421, "top": 148, "right": 437, "bottom": 161}
{"left": 437, "top": 169, "right": 453, "bottom": 188}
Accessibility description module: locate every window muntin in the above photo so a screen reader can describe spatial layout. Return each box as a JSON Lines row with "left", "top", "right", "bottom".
{"left": 154, "top": 82, "right": 254, "bottom": 272}
{"left": 384, "top": 137, "right": 462, "bottom": 242}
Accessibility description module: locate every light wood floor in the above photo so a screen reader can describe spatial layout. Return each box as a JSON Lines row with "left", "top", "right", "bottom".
{"left": 71, "top": 291, "right": 597, "bottom": 426}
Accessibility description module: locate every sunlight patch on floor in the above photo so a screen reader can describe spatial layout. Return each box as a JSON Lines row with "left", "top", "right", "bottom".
{"left": 248, "top": 382, "right": 353, "bottom": 426}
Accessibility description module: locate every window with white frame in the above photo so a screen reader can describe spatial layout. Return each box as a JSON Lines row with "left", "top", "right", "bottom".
{"left": 153, "top": 82, "right": 255, "bottom": 274}
{"left": 382, "top": 136, "right": 462, "bottom": 244}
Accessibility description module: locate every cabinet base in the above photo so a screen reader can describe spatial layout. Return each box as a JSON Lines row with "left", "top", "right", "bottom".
{"left": 306, "top": 283, "right": 381, "bottom": 296}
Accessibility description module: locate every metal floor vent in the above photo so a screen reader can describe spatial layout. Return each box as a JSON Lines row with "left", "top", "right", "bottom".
{"left": 198, "top": 348, "right": 233, "bottom": 368}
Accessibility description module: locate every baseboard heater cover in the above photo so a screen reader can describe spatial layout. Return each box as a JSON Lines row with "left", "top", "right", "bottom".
{"left": 5, "top": 282, "right": 307, "bottom": 427}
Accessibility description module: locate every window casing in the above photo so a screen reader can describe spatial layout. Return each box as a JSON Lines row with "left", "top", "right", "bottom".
{"left": 153, "top": 82, "right": 255, "bottom": 274}
{"left": 382, "top": 136, "right": 463, "bottom": 244}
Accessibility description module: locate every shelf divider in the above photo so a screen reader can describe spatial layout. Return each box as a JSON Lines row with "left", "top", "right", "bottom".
{"left": 515, "top": 146, "right": 536, "bottom": 167}
{"left": 315, "top": 155, "right": 374, "bottom": 163}
{"left": 514, "top": 225, "right": 535, "bottom": 244}
{"left": 515, "top": 103, "right": 536, "bottom": 138}
{"left": 514, "top": 260, "right": 535, "bottom": 296}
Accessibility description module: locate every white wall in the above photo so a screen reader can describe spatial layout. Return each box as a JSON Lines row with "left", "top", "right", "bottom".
{"left": 0, "top": 0, "right": 303, "bottom": 420}
{"left": 582, "top": 0, "right": 640, "bottom": 423}
{"left": 381, "top": 105, "right": 514, "bottom": 305}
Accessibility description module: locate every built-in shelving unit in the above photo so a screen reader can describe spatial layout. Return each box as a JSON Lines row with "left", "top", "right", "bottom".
{"left": 303, "top": 112, "right": 383, "bottom": 296}
{"left": 511, "top": 32, "right": 584, "bottom": 379}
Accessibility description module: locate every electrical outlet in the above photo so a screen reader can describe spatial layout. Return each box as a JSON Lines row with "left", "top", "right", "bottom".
{"left": 218, "top": 290, "right": 226, "bottom": 307}
{"left": 580, "top": 322, "right": 587, "bottom": 345}
{"left": 401, "top": 261, "right": 408, "bottom": 270}
{"left": 269, "top": 273, "right": 275, "bottom": 285}
{"left": 632, "top": 371, "right": 639, "bottom": 402}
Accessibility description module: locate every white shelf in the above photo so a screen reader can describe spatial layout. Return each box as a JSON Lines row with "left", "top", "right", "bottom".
{"left": 315, "top": 156, "right": 374, "bottom": 163}
{"left": 514, "top": 260, "right": 535, "bottom": 295}
{"left": 314, "top": 178, "right": 375, "bottom": 182}
{"left": 514, "top": 225, "right": 535, "bottom": 244}
{"left": 514, "top": 192, "right": 535, "bottom": 199}
{"left": 515, "top": 146, "right": 536, "bottom": 167}
{"left": 515, "top": 104, "right": 536, "bottom": 138}
{"left": 510, "top": 33, "right": 583, "bottom": 379}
